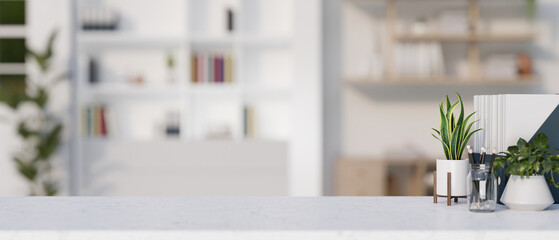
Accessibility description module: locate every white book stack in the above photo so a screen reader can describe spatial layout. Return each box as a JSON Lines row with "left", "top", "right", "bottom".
{"left": 394, "top": 43, "right": 444, "bottom": 79}
{"left": 483, "top": 54, "right": 517, "bottom": 79}
{"left": 473, "top": 94, "right": 559, "bottom": 153}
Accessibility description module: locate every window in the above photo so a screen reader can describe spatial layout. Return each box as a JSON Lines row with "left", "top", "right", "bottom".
{"left": 0, "top": 0, "right": 26, "bottom": 102}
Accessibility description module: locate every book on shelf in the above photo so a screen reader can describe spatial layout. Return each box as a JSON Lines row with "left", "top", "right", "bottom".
{"left": 82, "top": 104, "right": 111, "bottom": 138}
{"left": 243, "top": 105, "right": 256, "bottom": 138}
{"left": 191, "top": 53, "right": 234, "bottom": 84}
{"left": 394, "top": 43, "right": 444, "bottom": 79}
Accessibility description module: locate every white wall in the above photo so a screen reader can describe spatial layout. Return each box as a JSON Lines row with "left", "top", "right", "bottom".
{"left": 340, "top": 0, "right": 559, "bottom": 162}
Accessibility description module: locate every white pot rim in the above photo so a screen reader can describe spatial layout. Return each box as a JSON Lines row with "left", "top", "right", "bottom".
{"left": 436, "top": 158, "right": 469, "bottom": 161}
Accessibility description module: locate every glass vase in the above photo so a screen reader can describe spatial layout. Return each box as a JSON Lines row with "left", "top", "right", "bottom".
{"left": 467, "top": 164, "right": 497, "bottom": 212}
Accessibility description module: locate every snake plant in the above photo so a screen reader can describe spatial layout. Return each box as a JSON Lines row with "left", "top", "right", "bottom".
{"left": 432, "top": 93, "right": 482, "bottom": 160}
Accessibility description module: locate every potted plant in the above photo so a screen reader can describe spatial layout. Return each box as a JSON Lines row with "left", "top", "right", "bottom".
{"left": 493, "top": 133, "right": 559, "bottom": 211}
{"left": 432, "top": 93, "right": 481, "bottom": 197}
{"left": 0, "top": 31, "right": 63, "bottom": 195}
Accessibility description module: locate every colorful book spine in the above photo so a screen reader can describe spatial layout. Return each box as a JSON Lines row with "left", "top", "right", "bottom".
{"left": 83, "top": 105, "right": 109, "bottom": 138}
{"left": 191, "top": 53, "right": 234, "bottom": 84}
{"left": 191, "top": 55, "right": 197, "bottom": 83}
{"left": 244, "top": 105, "right": 255, "bottom": 138}
{"left": 225, "top": 55, "right": 233, "bottom": 83}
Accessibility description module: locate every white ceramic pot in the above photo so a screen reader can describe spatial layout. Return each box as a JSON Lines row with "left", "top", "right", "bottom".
{"left": 501, "top": 175, "right": 554, "bottom": 211}
{"left": 436, "top": 159, "right": 469, "bottom": 196}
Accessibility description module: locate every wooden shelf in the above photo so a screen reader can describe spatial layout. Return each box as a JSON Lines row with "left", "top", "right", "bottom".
{"left": 189, "top": 35, "right": 291, "bottom": 48}
{"left": 345, "top": 75, "right": 539, "bottom": 86}
{"left": 81, "top": 85, "right": 183, "bottom": 99}
{"left": 396, "top": 33, "right": 536, "bottom": 42}
{"left": 78, "top": 33, "right": 184, "bottom": 49}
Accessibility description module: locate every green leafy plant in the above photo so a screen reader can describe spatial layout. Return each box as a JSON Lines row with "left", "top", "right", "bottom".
{"left": 493, "top": 133, "right": 559, "bottom": 187}
{"left": 0, "top": 31, "right": 63, "bottom": 196}
{"left": 432, "top": 93, "right": 482, "bottom": 160}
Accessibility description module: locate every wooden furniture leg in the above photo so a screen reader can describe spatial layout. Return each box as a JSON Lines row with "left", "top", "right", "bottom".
{"left": 433, "top": 171, "right": 437, "bottom": 203}
{"left": 447, "top": 172, "right": 451, "bottom": 206}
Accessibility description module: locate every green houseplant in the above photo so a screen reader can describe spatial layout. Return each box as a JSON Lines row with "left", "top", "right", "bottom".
{"left": 431, "top": 93, "right": 481, "bottom": 197}
{"left": 494, "top": 133, "right": 559, "bottom": 211}
{"left": 0, "top": 31, "right": 63, "bottom": 196}
{"left": 432, "top": 93, "right": 481, "bottom": 160}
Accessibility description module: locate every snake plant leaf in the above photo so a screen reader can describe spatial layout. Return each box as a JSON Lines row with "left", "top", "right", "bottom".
{"left": 433, "top": 93, "right": 482, "bottom": 160}
{"left": 460, "top": 128, "right": 482, "bottom": 156}
{"left": 446, "top": 101, "right": 459, "bottom": 132}
{"left": 446, "top": 96, "right": 456, "bottom": 132}
{"left": 439, "top": 103, "right": 451, "bottom": 159}
{"left": 433, "top": 134, "right": 451, "bottom": 159}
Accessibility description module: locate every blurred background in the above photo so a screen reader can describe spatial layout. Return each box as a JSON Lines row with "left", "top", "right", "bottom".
{"left": 0, "top": 0, "right": 557, "bottom": 196}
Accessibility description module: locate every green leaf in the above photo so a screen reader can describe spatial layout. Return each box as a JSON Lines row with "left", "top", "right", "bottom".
{"left": 439, "top": 103, "right": 451, "bottom": 159}
{"left": 458, "top": 128, "right": 482, "bottom": 158}
{"left": 518, "top": 138, "right": 529, "bottom": 150}
{"left": 43, "top": 181, "right": 58, "bottom": 196}
{"left": 17, "top": 122, "right": 39, "bottom": 139}
{"left": 534, "top": 133, "right": 548, "bottom": 148}
{"left": 26, "top": 31, "right": 57, "bottom": 72}
{"left": 31, "top": 88, "right": 48, "bottom": 108}
{"left": 508, "top": 146, "right": 519, "bottom": 154}
{"left": 13, "top": 158, "right": 37, "bottom": 181}
{"left": 37, "top": 123, "right": 62, "bottom": 160}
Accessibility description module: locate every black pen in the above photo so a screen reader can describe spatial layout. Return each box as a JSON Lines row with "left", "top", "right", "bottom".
{"left": 480, "top": 147, "right": 486, "bottom": 164}
{"left": 489, "top": 148, "right": 496, "bottom": 173}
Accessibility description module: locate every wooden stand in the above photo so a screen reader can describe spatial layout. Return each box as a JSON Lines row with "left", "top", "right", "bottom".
{"left": 433, "top": 171, "right": 467, "bottom": 206}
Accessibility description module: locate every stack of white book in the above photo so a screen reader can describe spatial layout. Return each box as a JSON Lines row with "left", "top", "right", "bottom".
{"left": 473, "top": 94, "right": 559, "bottom": 153}
{"left": 394, "top": 43, "right": 444, "bottom": 79}
{"left": 483, "top": 54, "right": 517, "bottom": 79}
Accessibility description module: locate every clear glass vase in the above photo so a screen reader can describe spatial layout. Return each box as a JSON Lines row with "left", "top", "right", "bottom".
{"left": 467, "top": 164, "right": 497, "bottom": 212}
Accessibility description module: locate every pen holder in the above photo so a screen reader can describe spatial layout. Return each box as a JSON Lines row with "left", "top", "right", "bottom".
{"left": 467, "top": 164, "right": 497, "bottom": 212}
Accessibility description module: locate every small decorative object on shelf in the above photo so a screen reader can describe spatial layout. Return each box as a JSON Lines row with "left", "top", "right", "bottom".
{"left": 88, "top": 56, "right": 98, "bottom": 84}
{"left": 81, "top": 7, "right": 120, "bottom": 31}
{"left": 165, "top": 111, "right": 180, "bottom": 138}
{"left": 166, "top": 52, "right": 176, "bottom": 84}
{"left": 226, "top": 8, "right": 234, "bottom": 32}
{"left": 494, "top": 133, "right": 559, "bottom": 211}
{"left": 517, "top": 53, "right": 533, "bottom": 77}
{"left": 432, "top": 93, "right": 482, "bottom": 205}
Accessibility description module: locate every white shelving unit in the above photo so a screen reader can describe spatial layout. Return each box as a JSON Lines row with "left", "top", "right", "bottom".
{"left": 70, "top": 0, "right": 322, "bottom": 196}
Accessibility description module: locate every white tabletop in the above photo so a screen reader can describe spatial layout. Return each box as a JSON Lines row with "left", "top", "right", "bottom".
{"left": 1, "top": 196, "right": 558, "bottom": 239}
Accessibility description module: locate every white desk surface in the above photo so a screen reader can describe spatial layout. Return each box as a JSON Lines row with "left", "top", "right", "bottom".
{"left": 1, "top": 196, "right": 558, "bottom": 240}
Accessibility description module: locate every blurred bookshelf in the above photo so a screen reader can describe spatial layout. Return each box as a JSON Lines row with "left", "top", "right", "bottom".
{"left": 70, "top": 0, "right": 321, "bottom": 196}
{"left": 343, "top": 0, "right": 539, "bottom": 85}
